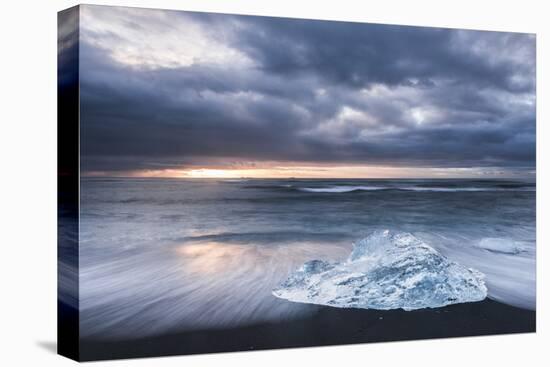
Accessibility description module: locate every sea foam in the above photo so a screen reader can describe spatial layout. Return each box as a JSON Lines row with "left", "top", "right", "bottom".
{"left": 273, "top": 230, "right": 487, "bottom": 311}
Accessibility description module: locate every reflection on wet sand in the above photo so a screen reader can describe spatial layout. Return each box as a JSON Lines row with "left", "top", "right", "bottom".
{"left": 80, "top": 239, "right": 349, "bottom": 339}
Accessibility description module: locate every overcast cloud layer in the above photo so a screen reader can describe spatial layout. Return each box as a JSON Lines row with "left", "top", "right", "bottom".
{"left": 78, "top": 5, "right": 536, "bottom": 176}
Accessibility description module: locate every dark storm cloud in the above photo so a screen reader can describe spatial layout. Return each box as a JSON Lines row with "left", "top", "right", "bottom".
{"left": 226, "top": 16, "right": 534, "bottom": 93}
{"left": 78, "top": 6, "right": 536, "bottom": 174}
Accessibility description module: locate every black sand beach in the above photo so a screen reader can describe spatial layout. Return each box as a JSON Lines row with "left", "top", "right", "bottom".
{"left": 79, "top": 298, "right": 535, "bottom": 361}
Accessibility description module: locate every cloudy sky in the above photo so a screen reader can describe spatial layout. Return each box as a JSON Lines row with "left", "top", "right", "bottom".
{"left": 78, "top": 5, "right": 536, "bottom": 178}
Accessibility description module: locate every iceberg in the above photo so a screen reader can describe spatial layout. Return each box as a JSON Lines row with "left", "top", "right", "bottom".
{"left": 273, "top": 230, "right": 487, "bottom": 311}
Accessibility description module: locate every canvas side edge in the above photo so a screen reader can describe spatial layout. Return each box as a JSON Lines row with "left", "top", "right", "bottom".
{"left": 57, "top": 5, "right": 81, "bottom": 362}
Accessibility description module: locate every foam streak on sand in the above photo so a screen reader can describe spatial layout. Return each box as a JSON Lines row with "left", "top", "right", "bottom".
{"left": 273, "top": 230, "right": 488, "bottom": 311}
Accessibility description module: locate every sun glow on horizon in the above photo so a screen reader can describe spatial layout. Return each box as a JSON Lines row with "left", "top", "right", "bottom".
{"left": 186, "top": 169, "right": 249, "bottom": 178}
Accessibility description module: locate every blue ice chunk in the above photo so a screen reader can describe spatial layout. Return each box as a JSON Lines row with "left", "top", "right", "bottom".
{"left": 273, "top": 230, "right": 487, "bottom": 311}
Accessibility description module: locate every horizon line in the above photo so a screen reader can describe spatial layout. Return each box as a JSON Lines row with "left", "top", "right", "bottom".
{"left": 79, "top": 175, "right": 536, "bottom": 180}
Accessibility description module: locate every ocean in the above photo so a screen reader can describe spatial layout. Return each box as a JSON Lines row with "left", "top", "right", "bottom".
{"left": 78, "top": 178, "right": 536, "bottom": 339}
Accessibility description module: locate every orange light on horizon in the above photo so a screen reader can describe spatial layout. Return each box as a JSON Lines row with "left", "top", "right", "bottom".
{"left": 186, "top": 169, "right": 246, "bottom": 178}
{"left": 82, "top": 163, "right": 524, "bottom": 179}
{"left": 174, "top": 165, "right": 478, "bottom": 179}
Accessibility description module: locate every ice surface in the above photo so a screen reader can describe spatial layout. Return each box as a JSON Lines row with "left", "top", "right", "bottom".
{"left": 273, "top": 230, "right": 488, "bottom": 311}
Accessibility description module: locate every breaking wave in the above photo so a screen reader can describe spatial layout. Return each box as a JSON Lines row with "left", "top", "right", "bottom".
{"left": 273, "top": 230, "right": 488, "bottom": 311}
{"left": 299, "top": 186, "right": 385, "bottom": 193}
{"left": 297, "top": 186, "right": 534, "bottom": 193}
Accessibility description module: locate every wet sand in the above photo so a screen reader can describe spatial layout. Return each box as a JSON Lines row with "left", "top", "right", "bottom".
{"left": 78, "top": 298, "right": 535, "bottom": 361}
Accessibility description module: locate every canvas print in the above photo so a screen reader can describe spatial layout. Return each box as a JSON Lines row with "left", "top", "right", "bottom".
{"left": 58, "top": 5, "right": 536, "bottom": 361}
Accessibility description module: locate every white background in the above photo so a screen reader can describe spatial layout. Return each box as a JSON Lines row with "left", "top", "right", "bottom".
{"left": 0, "top": 0, "right": 547, "bottom": 365}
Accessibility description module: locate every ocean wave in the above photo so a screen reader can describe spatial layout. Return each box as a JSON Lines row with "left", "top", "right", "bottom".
{"left": 273, "top": 230, "right": 487, "bottom": 311}
{"left": 297, "top": 185, "right": 534, "bottom": 193}
{"left": 475, "top": 238, "right": 527, "bottom": 255}
{"left": 298, "top": 186, "right": 386, "bottom": 193}
{"left": 402, "top": 187, "right": 495, "bottom": 192}
{"left": 177, "top": 230, "right": 349, "bottom": 245}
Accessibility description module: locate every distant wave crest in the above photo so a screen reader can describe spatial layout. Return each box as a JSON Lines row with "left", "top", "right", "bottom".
{"left": 299, "top": 186, "right": 385, "bottom": 193}
{"left": 273, "top": 230, "right": 487, "bottom": 311}
{"left": 297, "top": 185, "right": 534, "bottom": 193}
